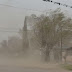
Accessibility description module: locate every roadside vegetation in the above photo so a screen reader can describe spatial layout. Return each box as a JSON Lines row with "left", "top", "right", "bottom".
{"left": 61, "top": 64, "right": 72, "bottom": 71}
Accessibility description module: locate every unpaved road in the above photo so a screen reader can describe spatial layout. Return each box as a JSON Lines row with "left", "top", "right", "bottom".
{"left": 0, "top": 55, "right": 71, "bottom": 72}
{"left": 0, "top": 65, "right": 71, "bottom": 72}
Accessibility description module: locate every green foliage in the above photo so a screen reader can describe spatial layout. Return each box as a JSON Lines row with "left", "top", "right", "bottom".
{"left": 34, "top": 8, "right": 72, "bottom": 49}
{"left": 34, "top": 9, "right": 72, "bottom": 61}
{"left": 33, "top": 8, "right": 72, "bottom": 62}
{"left": 62, "top": 64, "right": 72, "bottom": 71}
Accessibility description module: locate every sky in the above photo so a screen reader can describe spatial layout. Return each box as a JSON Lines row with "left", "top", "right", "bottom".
{"left": 0, "top": 0, "right": 72, "bottom": 41}
{"left": 0, "top": 0, "right": 72, "bottom": 12}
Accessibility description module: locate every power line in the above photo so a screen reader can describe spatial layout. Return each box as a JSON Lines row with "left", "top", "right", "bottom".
{"left": 0, "top": 29, "right": 33, "bottom": 33}
{"left": 43, "top": 0, "right": 72, "bottom": 8}
{"left": 0, "top": 3, "right": 44, "bottom": 13}
{"left": 0, "top": 30, "right": 19, "bottom": 33}
{"left": 0, "top": 1, "right": 71, "bottom": 13}
{"left": 0, "top": 1, "right": 71, "bottom": 15}
{"left": 0, "top": 27, "right": 19, "bottom": 30}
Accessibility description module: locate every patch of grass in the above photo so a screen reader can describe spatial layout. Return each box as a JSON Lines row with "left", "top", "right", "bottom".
{"left": 62, "top": 64, "right": 72, "bottom": 71}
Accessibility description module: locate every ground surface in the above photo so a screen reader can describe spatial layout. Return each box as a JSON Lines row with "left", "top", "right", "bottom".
{"left": 0, "top": 52, "right": 72, "bottom": 72}
{"left": 0, "top": 55, "right": 71, "bottom": 72}
{"left": 0, "top": 66, "right": 71, "bottom": 72}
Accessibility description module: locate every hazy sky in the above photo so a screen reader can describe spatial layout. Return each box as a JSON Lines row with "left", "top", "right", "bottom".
{"left": 0, "top": 0, "right": 72, "bottom": 41}
{"left": 0, "top": 0, "right": 72, "bottom": 11}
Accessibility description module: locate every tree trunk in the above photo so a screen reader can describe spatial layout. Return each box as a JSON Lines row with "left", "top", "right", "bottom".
{"left": 54, "top": 49, "right": 60, "bottom": 62}
{"left": 44, "top": 47, "right": 50, "bottom": 62}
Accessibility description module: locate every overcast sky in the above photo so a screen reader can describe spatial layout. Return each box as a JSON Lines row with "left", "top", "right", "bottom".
{"left": 0, "top": 0, "right": 72, "bottom": 11}
{"left": 0, "top": 0, "right": 72, "bottom": 41}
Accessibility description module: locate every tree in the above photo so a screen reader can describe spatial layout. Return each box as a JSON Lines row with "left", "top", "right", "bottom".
{"left": 8, "top": 36, "right": 22, "bottom": 53}
{"left": 33, "top": 8, "right": 72, "bottom": 62}
{"left": 0, "top": 40, "right": 8, "bottom": 54}
{"left": 1, "top": 40, "right": 8, "bottom": 49}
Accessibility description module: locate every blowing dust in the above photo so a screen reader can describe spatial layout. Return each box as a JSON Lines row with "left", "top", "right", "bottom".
{"left": 0, "top": 48, "right": 59, "bottom": 69}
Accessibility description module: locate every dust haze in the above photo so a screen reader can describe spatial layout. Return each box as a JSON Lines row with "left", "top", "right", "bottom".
{"left": 0, "top": 8, "right": 72, "bottom": 70}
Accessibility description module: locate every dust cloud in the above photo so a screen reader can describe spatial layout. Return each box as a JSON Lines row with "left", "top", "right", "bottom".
{"left": 0, "top": 48, "right": 58, "bottom": 69}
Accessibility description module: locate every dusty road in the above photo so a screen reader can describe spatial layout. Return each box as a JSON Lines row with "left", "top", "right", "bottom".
{"left": 0, "top": 65, "right": 71, "bottom": 72}
{"left": 0, "top": 55, "right": 71, "bottom": 72}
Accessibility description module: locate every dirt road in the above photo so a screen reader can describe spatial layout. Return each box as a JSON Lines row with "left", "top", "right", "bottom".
{"left": 0, "top": 65, "right": 71, "bottom": 72}
{"left": 0, "top": 55, "right": 71, "bottom": 72}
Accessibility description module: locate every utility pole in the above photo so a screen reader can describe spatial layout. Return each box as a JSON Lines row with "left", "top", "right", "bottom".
{"left": 60, "top": 25, "right": 63, "bottom": 62}
{"left": 23, "top": 16, "right": 29, "bottom": 53}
